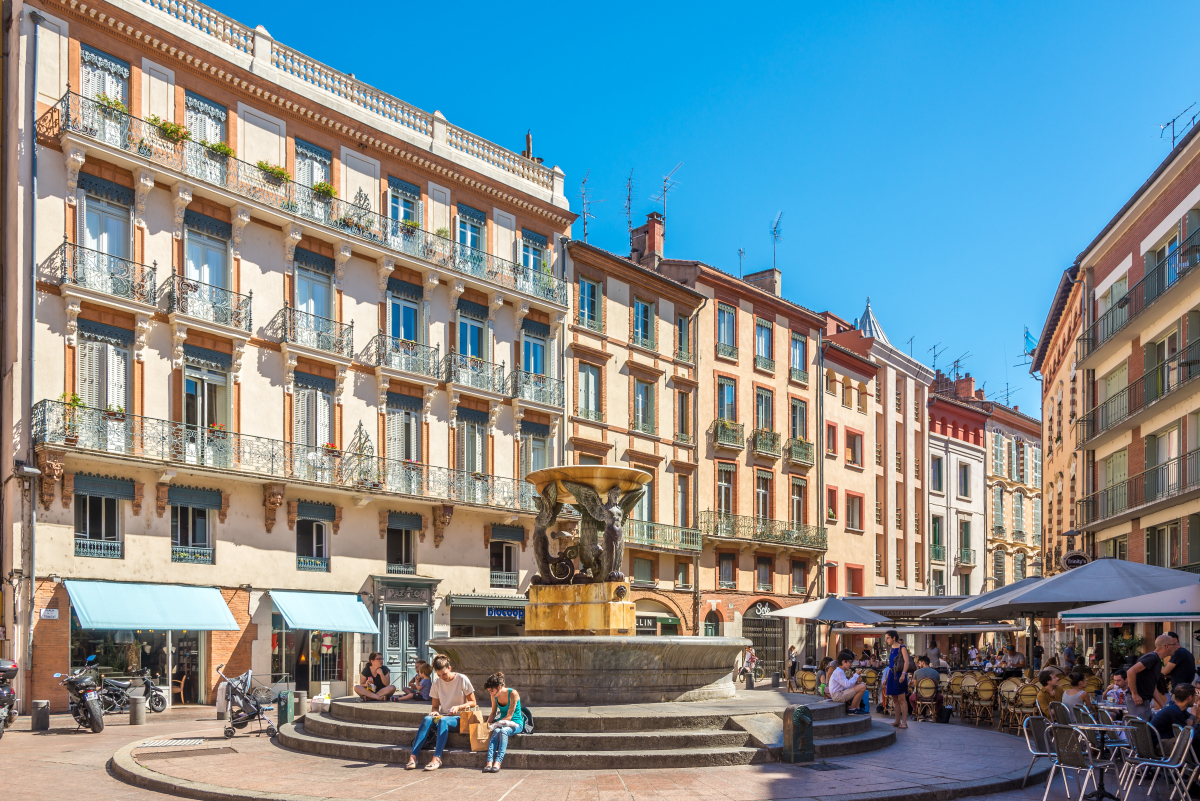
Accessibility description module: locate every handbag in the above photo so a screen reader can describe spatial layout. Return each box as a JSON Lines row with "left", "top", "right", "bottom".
{"left": 521, "top": 706, "right": 535, "bottom": 735}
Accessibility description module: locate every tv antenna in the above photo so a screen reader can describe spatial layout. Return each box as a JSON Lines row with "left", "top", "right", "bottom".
{"left": 651, "top": 162, "right": 682, "bottom": 221}
{"left": 769, "top": 212, "right": 783, "bottom": 271}
{"left": 738, "top": 248, "right": 746, "bottom": 279}
{"left": 1161, "top": 102, "right": 1198, "bottom": 147}
{"left": 578, "top": 170, "right": 604, "bottom": 243}
{"left": 904, "top": 335, "right": 915, "bottom": 357}
{"left": 949, "top": 351, "right": 972, "bottom": 380}
{"left": 995, "top": 384, "right": 1021, "bottom": 405}
{"left": 927, "top": 342, "right": 947, "bottom": 369}
{"left": 624, "top": 169, "right": 634, "bottom": 245}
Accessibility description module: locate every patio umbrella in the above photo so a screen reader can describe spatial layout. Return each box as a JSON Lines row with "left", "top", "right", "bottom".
{"left": 766, "top": 595, "right": 891, "bottom": 625}
{"left": 1059, "top": 581, "right": 1200, "bottom": 626}
{"left": 921, "top": 575, "right": 1043, "bottom": 619}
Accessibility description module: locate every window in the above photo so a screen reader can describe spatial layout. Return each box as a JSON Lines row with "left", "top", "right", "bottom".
{"left": 295, "top": 139, "right": 331, "bottom": 192}
{"left": 755, "top": 318, "right": 773, "bottom": 369}
{"left": 458, "top": 418, "right": 488, "bottom": 474}
{"left": 842, "top": 382, "right": 853, "bottom": 408}
{"left": 387, "top": 528, "right": 415, "bottom": 568}
{"left": 717, "top": 464, "right": 735, "bottom": 516}
{"left": 677, "top": 475, "right": 690, "bottom": 527}
{"left": 294, "top": 386, "right": 333, "bottom": 448}
{"left": 960, "top": 519, "right": 971, "bottom": 550}
{"left": 490, "top": 541, "right": 517, "bottom": 587}
{"left": 389, "top": 295, "right": 419, "bottom": 343}
{"left": 826, "top": 424, "right": 837, "bottom": 454}
{"left": 845, "top": 431, "right": 863, "bottom": 466}
{"left": 387, "top": 182, "right": 418, "bottom": 225}
{"left": 755, "top": 471, "right": 772, "bottom": 519}
{"left": 992, "top": 485, "right": 1004, "bottom": 534}
{"left": 81, "top": 193, "right": 131, "bottom": 262}
{"left": 993, "top": 549, "right": 1005, "bottom": 587}
{"left": 958, "top": 573, "right": 970, "bottom": 595}
{"left": 523, "top": 333, "right": 546, "bottom": 376}
{"left": 75, "top": 494, "right": 120, "bottom": 541}
{"left": 790, "top": 399, "right": 807, "bottom": 440}
{"left": 827, "top": 488, "right": 838, "bottom": 521}
{"left": 790, "top": 334, "right": 807, "bottom": 379}
{"left": 846, "top": 495, "right": 863, "bottom": 530}
{"left": 458, "top": 207, "right": 483, "bottom": 252}
{"left": 172, "top": 506, "right": 209, "bottom": 548}
{"left": 791, "top": 560, "right": 808, "bottom": 594}
{"left": 756, "top": 556, "right": 773, "bottom": 591}
{"left": 579, "top": 454, "right": 602, "bottom": 466}
{"left": 184, "top": 92, "right": 228, "bottom": 182}
{"left": 676, "top": 315, "right": 690, "bottom": 358}
{"left": 295, "top": 265, "right": 333, "bottom": 321}
{"left": 458, "top": 316, "right": 485, "bottom": 359}
{"left": 846, "top": 566, "right": 864, "bottom": 597}
{"left": 1146, "top": 522, "right": 1183, "bottom": 568}
{"left": 633, "top": 472, "right": 652, "bottom": 521}
{"left": 81, "top": 45, "right": 129, "bottom": 148}
{"left": 790, "top": 479, "right": 807, "bottom": 526}
{"left": 634, "top": 380, "right": 655, "bottom": 434}
{"left": 386, "top": 406, "right": 422, "bottom": 494}
{"left": 717, "top": 303, "right": 737, "bottom": 356}
{"left": 718, "top": 553, "right": 736, "bottom": 589}
{"left": 633, "top": 299, "right": 655, "bottom": 349}
{"left": 633, "top": 556, "right": 654, "bottom": 585}
{"left": 1014, "top": 493, "right": 1025, "bottom": 533}
{"left": 186, "top": 226, "right": 229, "bottom": 297}
{"left": 78, "top": 338, "right": 130, "bottom": 413}
{"left": 677, "top": 390, "right": 691, "bottom": 440}
{"left": 755, "top": 388, "right": 774, "bottom": 431}
{"left": 958, "top": 463, "right": 971, "bottom": 497}
{"left": 827, "top": 564, "right": 838, "bottom": 595}
{"left": 296, "top": 520, "right": 327, "bottom": 558}
{"left": 578, "top": 363, "right": 600, "bottom": 421}
{"left": 825, "top": 371, "right": 837, "bottom": 395}
{"left": 1013, "top": 552, "right": 1026, "bottom": 582}
{"left": 717, "top": 378, "right": 737, "bottom": 420}
{"left": 521, "top": 237, "right": 545, "bottom": 273}
{"left": 931, "top": 515, "right": 943, "bottom": 545}
{"left": 676, "top": 561, "right": 690, "bottom": 588}
{"left": 930, "top": 455, "right": 943, "bottom": 492}
{"left": 578, "top": 278, "right": 600, "bottom": 330}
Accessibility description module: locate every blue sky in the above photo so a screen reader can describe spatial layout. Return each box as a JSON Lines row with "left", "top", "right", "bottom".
{"left": 245, "top": 1, "right": 1200, "bottom": 417}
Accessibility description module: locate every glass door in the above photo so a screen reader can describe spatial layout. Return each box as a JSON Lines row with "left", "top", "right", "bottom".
{"left": 82, "top": 196, "right": 130, "bottom": 296}
{"left": 184, "top": 367, "right": 229, "bottom": 466}
{"left": 295, "top": 268, "right": 333, "bottom": 349}
{"left": 185, "top": 231, "right": 229, "bottom": 324}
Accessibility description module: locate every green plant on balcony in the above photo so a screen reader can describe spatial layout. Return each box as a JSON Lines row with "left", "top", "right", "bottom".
{"left": 60, "top": 392, "right": 84, "bottom": 409}
{"left": 95, "top": 93, "right": 128, "bottom": 114}
{"left": 201, "top": 140, "right": 235, "bottom": 159}
{"left": 322, "top": 441, "right": 338, "bottom": 453}
{"left": 434, "top": 227, "right": 451, "bottom": 239}
{"left": 256, "top": 161, "right": 290, "bottom": 183}
{"left": 147, "top": 115, "right": 190, "bottom": 143}
{"left": 311, "top": 181, "right": 337, "bottom": 199}
{"left": 400, "top": 219, "right": 421, "bottom": 236}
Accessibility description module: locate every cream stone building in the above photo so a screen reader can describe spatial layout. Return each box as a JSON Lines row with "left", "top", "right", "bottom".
{"left": 1, "top": 0, "right": 573, "bottom": 710}
{"left": 985, "top": 402, "right": 1043, "bottom": 592}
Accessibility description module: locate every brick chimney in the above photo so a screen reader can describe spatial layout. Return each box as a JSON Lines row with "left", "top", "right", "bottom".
{"left": 954, "top": 372, "right": 975, "bottom": 401}
{"left": 744, "top": 268, "right": 782, "bottom": 297}
{"left": 630, "top": 212, "right": 665, "bottom": 271}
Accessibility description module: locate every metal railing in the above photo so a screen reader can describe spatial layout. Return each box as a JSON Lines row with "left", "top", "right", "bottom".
{"left": 53, "top": 240, "right": 156, "bottom": 305}
{"left": 699, "top": 511, "right": 828, "bottom": 550}
{"left": 709, "top": 420, "right": 744, "bottom": 449}
{"left": 75, "top": 538, "right": 123, "bottom": 559}
{"left": 993, "top": 525, "right": 1006, "bottom": 539}
{"left": 958, "top": 548, "right": 976, "bottom": 566}
{"left": 575, "top": 406, "right": 603, "bottom": 423}
{"left": 1078, "top": 226, "right": 1200, "bottom": 362}
{"left": 444, "top": 353, "right": 506, "bottom": 394}
{"left": 626, "top": 520, "right": 703, "bottom": 552}
{"left": 297, "top": 555, "right": 329, "bottom": 572}
{"left": 675, "top": 431, "right": 694, "bottom": 445}
{"left": 1033, "top": 531, "right": 1042, "bottom": 546}
{"left": 169, "top": 274, "right": 252, "bottom": 331}
{"left": 675, "top": 348, "right": 693, "bottom": 364}
{"left": 1076, "top": 338, "right": 1200, "bottom": 446}
{"left": 755, "top": 355, "right": 775, "bottom": 372}
{"left": 718, "top": 579, "right": 737, "bottom": 589}
{"left": 1013, "top": 529, "right": 1026, "bottom": 542}
{"left": 630, "top": 417, "right": 657, "bottom": 436}
{"left": 365, "top": 334, "right": 440, "bottom": 379}
{"left": 1077, "top": 447, "right": 1200, "bottom": 527}
{"left": 511, "top": 371, "right": 564, "bottom": 407}
{"left": 282, "top": 307, "right": 353, "bottom": 356}
{"left": 790, "top": 367, "right": 809, "bottom": 384}
{"left": 387, "top": 562, "right": 416, "bottom": 575}
{"left": 578, "top": 309, "right": 603, "bottom": 333}
{"left": 716, "top": 342, "right": 738, "bottom": 360}
{"left": 930, "top": 544, "right": 946, "bottom": 562}
{"left": 171, "top": 545, "right": 214, "bottom": 564}
{"left": 876, "top": 443, "right": 883, "bottom": 465}
{"left": 785, "top": 438, "right": 814, "bottom": 466}
{"left": 757, "top": 582, "right": 772, "bottom": 592}
{"left": 490, "top": 571, "right": 519, "bottom": 589}
{"left": 753, "top": 429, "right": 781, "bottom": 457}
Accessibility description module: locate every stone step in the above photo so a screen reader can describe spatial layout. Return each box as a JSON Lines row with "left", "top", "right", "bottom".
{"left": 812, "top": 721, "right": 897, "bottom": 758}
{"left": 278, "top": 721, "right": 771, "bottom": 769}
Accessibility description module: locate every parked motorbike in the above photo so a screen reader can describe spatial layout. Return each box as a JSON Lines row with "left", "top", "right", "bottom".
{"left": 0, "top": 658, "right": 18, "bottom": 739}
{"left": 99, "top": 675, "right": 131, "bottom": 715}
{"left": 130, "top": 668, "right": 168, "bottom": 713}
{"left": 54, "top": 655, "right": 104, "bottom": 732}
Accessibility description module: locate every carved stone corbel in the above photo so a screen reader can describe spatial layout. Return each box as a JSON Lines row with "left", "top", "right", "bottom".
{"left": 231, "top": 206, "right": 251, "bottom": 258}
{"left": 334, "top": 241, "right": 352, "bottom": 288}
{"left": 171, "top": 323, "right": 188, "bottom": 369}
{"left": 263, "top": 483, "right": 286, "bottom": 532}
{"left": 378, "top": 510, "right": 388, "bottom": 540}
{"left": 448, "top": 391, "right": 460, "bottom": 426}
{"left": 332, "top": 506, "right": 342, "bottom": 535}
{"left": 449, "top": 280, "right": 465, "bottom": 306}
{"left": 376, "top": 372, "right": 389, "bottom": 408}
{"left": 61, "top": 473, "right": 74, "bottom": 509}
{"left": 134, "top": 314, "right": 151, "bottom": 362}
{"left": 284, "top": 225, "right": 302, "bottom": 273}
{"left": 377, "top": 256, "right": 395, "bottom": 301}
{"left": 64, "top": 147, "right": 86, "bottom": 204}
{"left": 491, "top": 294, "right": 506, "bottom": 312}
{"left": 287, "top": 500, "right": 298, "bottom": 531}
{"left": 552, "top": 312, "right": 566, "bottom": 340}
{"left": 335, "top": 365, "right": 348, "bottom": 405}
{"left": 65, "top": 300, "right": 82, "bottom": 347}
{"left": 219, "top": 491, "right": 230, "bottom": 523}
{"left": 131, "top": 482, "right": 144, "bottom": 516}
{"left": 513, "top": 405, "right": 525, "bottom": 442}
{"left": 515, "top": 302, "right": 531, "bottom": 328}
{"left": 172, "top": 183, "right": 193, "bottom": 239}
{"left": 418, "top": 514, "right": 428, "bottom": 543}
{"left": 135, "top": 170, "right": 156, "bottom": 229}
{"left": 283, "top": 352, "right": 298, "bottom": 394}
{"left": 423, "top": 388, "right": 436, "bottom": 421}
{"left": 432, "top": 504, "right": 453, "bottom": 548}
{"left": 35, "top": 451, "right": 65, "bottom": 511}
{"left": 155, "top": 482, "right": 170, "bottom": 518}
{"left": 488, "top": 401, "right": 502, "bottom": 431}
{"left": 232, "top": 341, "right": 245, "bottom": 383}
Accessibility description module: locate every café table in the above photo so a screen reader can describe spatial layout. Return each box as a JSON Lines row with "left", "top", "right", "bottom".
{"left": 1071, "top": 723, "right": 1134, "bottom": 801}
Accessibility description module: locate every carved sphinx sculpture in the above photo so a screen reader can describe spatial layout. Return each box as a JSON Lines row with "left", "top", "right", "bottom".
{"left": 530, "top": 483, "right": 575, "bottom": 585}
{"left": 560, "top": 481, "right": 645, "bottom": 584}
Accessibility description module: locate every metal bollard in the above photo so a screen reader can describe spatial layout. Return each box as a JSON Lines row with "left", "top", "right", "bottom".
{"left": 772, "top": 671, "right": 781, "bottom": 689}
{"left": 782, "top": 704, "right": 814, "bottom": 763}
{"left": 31, "top": 700, "right": 50, "bottom": 731}
{"left": 129, "top": 696, "right": 146, "bottom": 725}
{"left": 745, "top": 673, "right": 755, "bottom": 690}
{"left": 276, "top": 691, "right": 294, "bottom": 727}
{"left": 294, "top": 691, "right": 308, "bottom": 720}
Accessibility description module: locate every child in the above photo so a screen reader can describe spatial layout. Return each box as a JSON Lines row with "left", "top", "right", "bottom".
{"left": 392, "top": 663, "right": 432, "bottom": 702}
{"left": 482, "top": 672, "right": 523, "bottom": 774}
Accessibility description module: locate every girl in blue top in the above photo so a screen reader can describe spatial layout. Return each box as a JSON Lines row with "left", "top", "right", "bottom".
{"left": 483, "top": 672, "right": 523, "bottom": 773}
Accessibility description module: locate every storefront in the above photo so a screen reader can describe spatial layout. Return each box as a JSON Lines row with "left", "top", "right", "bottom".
{"left": 64, "top": 580, "right": 239, "bottom": 705}
{"left": 371, "top": 575, "right": 440, "bottom": 686}
{"left": 269, "top": 590, "right": 379, "bottom": 697}
{"left": 634, "top": 600, "right": 681, "bottom": 636}
{"left": 447, "top": 594, "right": 527, "bottom": 637}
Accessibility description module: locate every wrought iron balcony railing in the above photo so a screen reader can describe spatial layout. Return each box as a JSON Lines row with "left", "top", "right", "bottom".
{"left": 930, "top": 544, "right": 946, "bottom": 562}
{"left": 1033, "top": 531, "right": 1042, "bottom": 546}
{"left": 626, "top": 520, "right": 703, "bottom": 552}
{"left": 1078, "top": 447, "right": 1200, "bottom": 527}
{"left": 575, "top": 406, "right": 603, "bottom": 423}
{"left": 957, "top": 548, "right": 976, "bottom": 566}
{"left": 757, "top": 581, "right": 773, "bottom": 592}
{"left": 33, "top": 399, "right": 528, "bottom": 510}
{"left": 755, "top": 355, "right": 775, "bottom": 373}
{"left": 387, "top": 562, "right": 416, "bottom": 575}
{"left": 282, "top": 307, "right": 353, "bottom": 356}
{"left": 365, "top": 334, "right": 441, "bottom": 379}
{"left": 169, "top": 274, "right": 252, "bottom": 331}
{"left": 490, "top": 571, "right": 519, "bottom": 589}
{"left": 709, "top": 419, "right": 744, "bottom": 450}
{"left": 1076, "top": 337, "right": 1200, "bottom": 446}
{"left": 1013, "top": 529, "right": 1026, "bottom": 542}
{"left": 716, "top": 342, "right": 738, "bottom": 360}
{"left": 1077, "top": 226, "right": 1200, "bottom": 362}
{"left": 785, "top": 438, "right": 814, "bottom": 466}
{"left": 578, "top": 309, "right": 603, "bottom": 333}
{"left": 75, "top": 538, "right": 123, "bottom": 559}
{"left": 718, "top": 579, "right": 737, "bottom": 589}
{"left": 297, "top": 555, "right": 329, "bottom": 572}
{"left": 632, "top": 330, "right": 656, "bottom": 351}
{"left": 444, "top": 353, "right": 506, "bottom": 394}
{"left": 675, "top": 348, "right": 693, "bottom": 364}
{"left": 511, "top": 371, "right": 564, "bottom": 407}
{"left": 993, "top": 525, "right": 1006, "bottom": 539}
{"left": 47, "top": 93, "right": 568, "bottom": 307}
{"left": 630, "top": 417, "right": 657, "bottom": 436}
{"left": 752, "top": 429, "right": 781, "bottom": 458}
{"left": 171, "top": 545, "right": 214, "bottom": 564}
{"left": 53, "top": 240, "right": 156, "bottom": 305}
{"left": 699, "top": 511, "right": 828, "bottom": 550}
{"left": 675, "top": 431, "right": 694, "bottom": 445}
{"left": 790, "top": 367, "right": 809, "bottom": 384}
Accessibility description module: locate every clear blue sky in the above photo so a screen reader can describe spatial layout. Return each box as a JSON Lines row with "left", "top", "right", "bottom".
{"left": 245, "top": 0, "right": 1200, "bottom": 417}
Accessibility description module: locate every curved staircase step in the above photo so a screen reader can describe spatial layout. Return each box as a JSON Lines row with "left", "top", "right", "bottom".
{"left": 812, "top": 721, "right": 897, "bottom": 758}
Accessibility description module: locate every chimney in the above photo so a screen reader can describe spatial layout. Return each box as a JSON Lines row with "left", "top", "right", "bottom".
{"left": 954, "top": 372, "right": 975, "bottom": 401}
{"left": 975, "top": 389, "right": 984, "bottom": 400}
{"left": 629, "top": 212, "right": 665, "bottom": 271}
{"left": 744, "top": 268, "right": 782, "bottom": 297}
{"left": 1013, "top": 405, "right": 1019, "bottom": 412}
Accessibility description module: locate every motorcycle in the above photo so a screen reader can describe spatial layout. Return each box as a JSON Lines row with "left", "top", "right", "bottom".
{"left": 130, "top": 668, "right": 168, "bottom": 713}
{"left": 0, "top": 657, "right": 17, "bottom": 739}
{"left": 54, "top": 655, "right": 104, "bottom": 733}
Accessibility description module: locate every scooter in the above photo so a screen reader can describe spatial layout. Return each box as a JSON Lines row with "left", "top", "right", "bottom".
{"left": 54, "top": 655, "right": 104, "bottom": 732}
{"left": 130, "top": 668, "right": 168, "bottom": 713}
{"left": 0, "top": 658, "right": 17, "bottom": 739}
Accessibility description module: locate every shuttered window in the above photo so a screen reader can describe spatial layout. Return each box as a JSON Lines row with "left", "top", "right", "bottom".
{"left": 993, "top": 550, "right": 1006, "bottom": 587}
{"left": 1014, "top": 493, "right": 1024, "bottom": 532}
{"left": 295, "top": 140, "right": 331, "bottom": 189}
{"left": 993, "top": 485, "right": 1004, "bottom": 532}
{"left": 386, "top": 409, "right": 421, "bottom": 461}
{"left": 1033, "top": 498, "right": 1042, "bottom": 540}
{"left": 78, "top": 339, "right": 129, "bottom": 412}
{"left": 993, "top": 432, "right": 1004, "bottom": 474}
{"left": 81, "top": 45, "right": 129, "bottom": 103}
{"left": 294, "top": 387, "right": 333, "bottom": 447}
{"left": 457, "top": 420, "right": 487, "bottom": 474}
{"left": 578, "top": 363, "right": 600, "bottom": 418}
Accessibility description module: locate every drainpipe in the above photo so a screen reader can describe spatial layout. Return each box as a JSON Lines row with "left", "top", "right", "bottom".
{"left": 816, "top": 329, "right": 825, "bottom": 598}
{"left": 25, "top": 11, "right": 44, "bottom": 675}
{"left": 691, "top": 297, "right": 706, "bottom": 637}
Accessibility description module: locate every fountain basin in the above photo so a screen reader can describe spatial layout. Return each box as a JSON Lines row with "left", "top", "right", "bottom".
{"left": 428, "top": 635, "right": 750, "bottom": 705}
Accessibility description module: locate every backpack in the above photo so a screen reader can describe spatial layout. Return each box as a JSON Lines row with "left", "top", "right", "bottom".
{"left": 521, "top": 706, "right": 535, "bottom": 735}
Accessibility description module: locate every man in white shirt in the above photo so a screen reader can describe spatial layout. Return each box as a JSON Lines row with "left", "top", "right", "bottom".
{"left": 968, "top": 646, "right": 979, "bottom": 664}
{"left": 828, "top": 651, "right": 868, "bottom": 714}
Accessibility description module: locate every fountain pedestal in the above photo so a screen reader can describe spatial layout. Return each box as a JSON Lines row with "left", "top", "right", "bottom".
{"left": 525, "top": 581, "right": 634, "bottom": 636}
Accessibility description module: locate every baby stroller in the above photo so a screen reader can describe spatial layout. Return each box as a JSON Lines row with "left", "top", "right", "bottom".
{"left": 216, "top": 663, "right": 277, "bottom": 739}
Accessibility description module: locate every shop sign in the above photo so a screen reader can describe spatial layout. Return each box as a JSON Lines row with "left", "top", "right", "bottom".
{"left": 485, "top": 607, "right": 524, "bottom": 620}
{"left": 381, "top": 586, "right": 432, "bottom": 604}
{"left": 1061, "top": 550, "right": 1091, "bottom": 571}
{"left": 39, "top": 608, "right": 59, "bottom": 620}
{"left": 754, "top": 603, "right": 775, "bottom": 617}
{"left": 635, "top": 616, "right": 657, "bottom": 629}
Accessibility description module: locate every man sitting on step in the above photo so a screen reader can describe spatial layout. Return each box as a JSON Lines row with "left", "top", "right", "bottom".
{"left": 828, "top": 651, "right": 869, "bottom": 715}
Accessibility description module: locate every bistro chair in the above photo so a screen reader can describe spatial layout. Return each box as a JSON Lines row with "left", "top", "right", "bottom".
{"left": 799, "top": 669, "right": 818, "bottom": 695}
{"left": 913, "top": 678, "right": 939, "bottom": 722}
{"left": 1021, "top": 715, "right": 1053, "bottom": 789}
{"left": 960, "top": 674, "right": 979, "bottom": 721}
{"left": 860, "top": 668, "right": 879, "bottom": 706}
{"left": 1050, "top": 701, "right": 1075, "bottom": 726}
{"left": 1122, "top": 724, "right": 1192, "bottom": 800}
{"left": 1119, "top": 717, "right": 1163, "bottom": 792}
{"left": 1046, "top": 724, "right": 1109, "bottom": 801}
{"left": 1013, "top": 683, "right": 1041, "bottom": 731}
{"left": 998, "top": 678, "right": 1021, "bottom": 730}
{"left": 971, "top": 678, "right": 997, "bottom": 727}
{"left": 947, "top": 673, "right": 966, "bottom": 717}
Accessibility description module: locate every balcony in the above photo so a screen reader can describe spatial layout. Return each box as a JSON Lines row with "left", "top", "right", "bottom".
{"left": 46, "top": 93, "right": 568, "bottom": 308}
{"left": 282, "top": 308, "right": 354, "bottom": 357}
{"left": 33, "top": 399, "right": 530, "bottom": 511}
{"left": 171, "top": 545, "right": 214, "bottom": 564}
{"left": 675, "top": 348, "right": 693, "bottom": 364}
{"left": 1077, "top": 226, "right": 1200, "bottom": 363}
{"left": 1013, "top": 529, "right": 1026, "bottom": 543}
{"left": 365, "top": 334, "right": 441, "bottom": 380}
{"left": 790, "top": 367, "right": 809, "bottom": 384}
{"left": 957, "top": 548, "right": 976, "bottom": 566}
{"left": 169, "top": 274, "right": 252, "bottom": 332}
{"left": 757, "top": 582, "right": 772, "bottom": 592}
{"left": 578, "top": 310, "right": 603, "bottom": 333}
{"left": 52, "top": 240, "right": 156, "bottom": 306}
{"left": 444, "top": 353, "right": 506, "bottom": 395}
{"left": 1033, "top": 532, "right": 1042, "bottom": 546}
{"left": 755, "top": 355, "right": 775, "bottom": 372}
{"left": 993, "top": 525, "right": 1006, "bottom": 539}
{"left": 699, "top": 511, "right": 828, "bottom": 550}
{"left": 297, "top": 555, "right": 329, "bottom": 572}
{"left": 675, "top": 431, "right": 694, "bottom": 445}
{"left": 752, "top": 429, "right": 781, "bottom": 458}
{"left": 709, "top": 420, "right": 745, "bottom": 450}
{"left": 930, "top": 544, "right": 946, "bottom": 562}
{"left": 1077, "top": 448, "right": 1200, "bottom": 529}
{"left": 511, "top": 371, "right": 564, "bottom": 407}
{"left": 75, "top": 538, "right": 122, "bottom": 559}
{"left": 876, "top": 443, "right": 883, "bottom": 465}
{"left": 716, "top": 342, "right": 738, "bottom": 360}
{"left": 626, "top": 520, "right": 703, "bottom": 553}
{"left": 785, "top": 438, "right": 815, "bottom": 466}
{"left": 387, "top": 562, "right": 416, "bottom": 575}
{"left": 575, "top": 407, "right": 603, "bottom": 423}
{"left": 630, "top": 416, "right": 657, "bottom": 436}
{"left": 490, "top": 571, "right": 519, "bottom": 589}
{"left": 1076, "top": 339, "right": 1200, "bottom": 448}
{"left": 719, "top": 579, "right": 737, "bottom": 589}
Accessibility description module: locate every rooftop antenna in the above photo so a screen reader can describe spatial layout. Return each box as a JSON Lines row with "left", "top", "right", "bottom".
{"left": 949, "top": 351, "right": 972, "bottom": 380}
{"left": 651, "top": 162, "right": 682, "bottom": 222}
{"left": 624, "top": 169, "right": 634, "bottom": 245}
{"left": 927, "top": 342, "right": 947, "bottom": 369}
{"left": 904, "top": 335, "right": 915, "bottom": 358}
{"left": 738, "top": 248, "right": 746, "bottom": 279}
{"left": 1161, "top": 102, "right": 1198, "bottom": 147}
{"left": 578, "top": 170, "right": 604, "bottom": 244}
{"left": 769, "top": 212, "right": 783, "bottom": 271}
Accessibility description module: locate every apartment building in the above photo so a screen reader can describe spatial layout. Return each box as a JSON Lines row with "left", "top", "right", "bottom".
{"left": 2, "top": 0, "right": 574, "bottom": 710}
{"left": 985, "top": 400, "right": 1043, "bottom": 588}
{"left": 827, "top": 301, "right": 933, "bottom": 597}
{"left": 560, "top": 234, "right": 705, "bottom": 636}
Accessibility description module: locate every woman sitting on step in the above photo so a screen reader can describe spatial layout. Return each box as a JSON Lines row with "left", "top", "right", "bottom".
{"left": 406, "top": 655, "right": 477, "bottom": 771}
{"left": 482, "top": 672, "right": 524, "bottom": 774}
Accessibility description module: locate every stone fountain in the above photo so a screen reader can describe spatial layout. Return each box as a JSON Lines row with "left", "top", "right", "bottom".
{"left": 429, "top": 466, "right": 750, "bottom": 704}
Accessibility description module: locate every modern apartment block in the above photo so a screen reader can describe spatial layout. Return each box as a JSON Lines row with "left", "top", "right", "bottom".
{"left": 2, "top": 0, "right": 573, "bottom": 710}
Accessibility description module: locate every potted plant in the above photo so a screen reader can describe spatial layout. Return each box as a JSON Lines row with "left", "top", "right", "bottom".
{"left": 256, "top": 161, "right": 290, "bottom": 186}
{"left": 103, "top": 404, "right": 126, "bottom": 421}
{"left": 95, "top": 93, "right": 128, "bottom": 115}
{"left": 311, "top": 181, "right": 337, "bottom": 200}
{"left": 322, "top": 441, "right": 339, "bottom": 454}
{"left": 434, "top": 226, "right": 451, "bottom": 239}
{"left": 201, "top": 140, "right": 235, "bottom": 160}
{"left": 147, "top": 115, "right": 191, "bottom": 145}
{"left": 1112, "top": 635, "right": 1145, "bottom": 668}
{"left": 60, "top": 392, "right": 83, "bottom": 445}
{"left": 827, "top": 507, "right": 838, "bottom": 522}
{"left": 400, "top": 219, "right": 420, "bottom": 236}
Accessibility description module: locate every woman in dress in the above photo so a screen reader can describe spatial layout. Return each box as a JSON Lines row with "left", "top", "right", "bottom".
{"left": 884, "top": 629, "right": 911, "bottom": 729}
{"left": 786, "top": 645, "right": 799, "bottom": 692}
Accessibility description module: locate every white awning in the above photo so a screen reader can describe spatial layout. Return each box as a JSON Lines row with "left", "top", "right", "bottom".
{"left": 830, "top": 624, "right": 1024, "bottom": 634}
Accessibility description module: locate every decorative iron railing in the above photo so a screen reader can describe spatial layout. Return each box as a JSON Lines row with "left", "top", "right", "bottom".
{"left": 574, "top": 407, "right": 603, "bottom": 423}
{"left": 675, "top": 432, "right": 694, "bottom": 445}
{"left": 171, "top": 545, "right": 214, "bottom": 564}
{"left": 699, "top": 511, "right": 828, "bottom": 550}
{"left": 930, "top": 544, "right": 946, "bottom": 562}
{"left": 993, "top": 525, "right": 1006, "bottom": 539}
{"left": 490, "top": 571, "right": 518, "bottom": 589}
{"left": 709, "top": 420, "right": 744, "bottom": 449}
{"left": 755, "top": 355, "right": 775, "bottom": 373}
{"left": 444, "top": 353, "right": 506, "bottom": 394}
{"left": 675, "top": 348, "right": 693, "bottom": 364}
{"left": 511, "top": 371, "right": 564, "bottom": 407}
{"left": 1013, "top": 529, "right": 1026, "bottom": 543}
{"left": 958, "top": 548, "right": 976, "bottom": 566}
{"left": 753, "top": 429, "right": 781, "bottom": 457}
{"left": 75, "top": 538, "right": 123, "bottom": 559}
{"left": 1078, "top": 447, "right": 1200, "bottom": 527}
{"left": 365, "top": 334, "right": 440, "bottom": 379}
{"left": 626, "top": 520, "right": 703, "bottom": 552}
{"left": 282, "top": 307, "right": 353, "bottom": 356}
{"left": 785, "top": 438, "right": 814, "bottom": 466}
{"left": 169, "top": 274, "right": 252, "bottom": 331}
{"left": 53, "top": 240, "right": 156, "bottom": 305}
{"left": 297, "top": 555, "right": 329, "bottom": 572}
{"left": 632, "top": 330, "right": 656, "bottom": 351}
{"left": 716, "top": 342, "right": 738, "bottom": 360}
{"left": 630, "top": 416, "right": 657, "bottom": 436}
{"left": 790, "top": 367, "right": 809, "bottom": 384}
{"left": 387, "top": 562, "right": 416, "bottom": 575}
{"left": 578, "top": 310, "right": 603, "bottom": 333}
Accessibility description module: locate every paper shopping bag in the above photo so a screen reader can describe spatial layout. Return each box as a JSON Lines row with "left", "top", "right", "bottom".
{"left": 469, "top": 722, "right": 490, "bottom": 751}
{"left": 459, "top": 707, "right": 485, "bottom": 733}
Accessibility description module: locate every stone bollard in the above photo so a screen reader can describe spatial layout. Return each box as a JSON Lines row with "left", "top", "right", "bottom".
{"left": 276, "top": 691, "right": 294, "bottom": 727}
{"left": 772, "top": 671, "right": 781, "bottom": 689}
{"left": 216, "top": 682, "right": 227, "bottom": 720}
{"left": 129, "top": 696, "right": 146, "bottom": 725}
{"left": 31, "top": 700, "right": 50, "bottom": 731}
{"left": 294, "top": 690, "right": 307, "bottom": 720}
{"left": 782, "top": 703, "right": 814, "bottom": 763}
